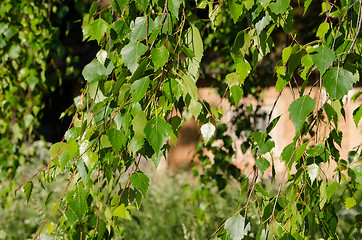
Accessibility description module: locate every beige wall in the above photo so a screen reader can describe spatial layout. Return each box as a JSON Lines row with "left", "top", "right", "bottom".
{"left": 167, "top": 87, "right": 362, "bottom": 175}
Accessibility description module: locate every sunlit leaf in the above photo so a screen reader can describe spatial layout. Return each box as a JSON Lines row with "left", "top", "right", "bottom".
{"left": 344, "top": 197, "right": 356, "bottom": 209}
{"left": 316, "top": 22, "right": 329, "bottom": 40}
{"left": 225, "top": 214, "right": 251, "bottom": 240}
{"left": 113, "top": 203, "right": 132, "bottom": 220}
{"left": 201, "top": 122, "right": 215, "bottom": 144}
{"left": 307, "top": 163, "right": 319, "bottom": 184}
{"left": 96, "top": 49, "right": 107, "bottom": 64}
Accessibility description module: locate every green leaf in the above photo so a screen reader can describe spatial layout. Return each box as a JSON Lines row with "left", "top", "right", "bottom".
{"left": 256, "top": 157, "right": 270, "bottom": 175}
{"left": 151, "top": 46, "right": 169, "bottom": 70}
{"left": 69, "top": 186, "right": 89, "bottom": 221}
{"left": 129, "top": 136, "right": 143, "bottom": 156}
{"left": 353, "top": 106, "right": 362, "bottom": 127}
{"left": 23, "top": 181, "right": 34, "bottom": 204}
{"left": 90, "top": 18, "right": 108, "bottom": 44}
{"left": 232, "top": 30, "right": 253, "bottom": 58}
{"left": 319, "top": 180, "right": 327, "bottom": 209}
{"left": 130, "top": 172, "right": 150, "bottom": 197}
{"left": 259, "top": 140, "right": 275, "bottom": 155}
{"left": 82, "top": 151, "right": 98, "bottom": 171}
{"left": 168, "top": 0, "right": 182, "bottom": 19}
{"left": 179, "top": 71, "right": 199, "bottom": 100}
{"left": 288, "top": 47, "right": 302, "bottom": 73}
{"left": 352, "top": 91, "right": 362, "bottom": 102}
{"left": 184, "top": 25, "right": 203, "bottom": 80}
{"left": 250, "top": 132, "right": 275, "bottom": 155}
{"left": 130, "top": 17, "right": 154, "bottom": 42}
{"left": 45, "top": 191, "right": 54, "bottom": 207}
{"left": 113, "top": 20, "right": 129, "bottom": 40}
{"left": 64, "top": 127, "right": 81, "bottom": 141}
{"left": 82, "top": 23, "right": 93, "bottom": 41}
{"left": 65, "top": 208, "right": 78, "bottom": 226}
{"left": 230, "top": 85, "right": 243, "bottom": 106}
{"left": 136, "top": 0, "right": 148, "bottom": 10}
{"left": 288, "top": 95, "right": 315, "bottom": 131}
{"left": 59, "top": 151, "right": 70, "bottom": 170}
{"left": 344, "top": 197, "right": 356, "bottom": 209}
{"left": 107, "top": 128, "right": 125, "bottom": 154}
{"left": 255, "top": 14, "right": 271, "bottom": 35}
{"left": 304, "top": 0, "right": 312, "bottom": 14}
{"left": 310, "top": 45, "right": 336, "bottom": 76}
{"left": 269, "top": 0, "right": 290, "bottom": 15}
{"left": 121, "top": 42, "right": 148, "bottom": 74}
{"left": 131, "top": 76, "right": 150, "bottom": 103}
{"left": 292, "top": 142, "right": 308, "bottom": 167}
{"left": 82, "top": 59, "right": 114, "bottom": 82}
{"left": 326, "top": 182, "right": 339, "bottom": 201}
{"left": 100, "top": 134, "right": 112, "bottom": 149}
{"left": 189, "top": 100, "right": 202, "bottom": 119}
{"left": 113, "top": 203, "right": 132, "bottom": 220}
{"left": 132, "top": 111, "right": 147, "bottom": 140}
{"left": 145, "top": 116, "right": 172, "bottom": 154}
{"left": 281, "top": 142, "right": 295, "bottom": 162}
{"left": 323, "top": 102, "right": 339, "bottom": 128}
{"left": 89, "top": 1, "right": 98, "bottom": 17}
{"left": 282, "top": 46, "right": 292, "bottom": 64}
{"left": 243, "top": 0, "right": 254, "bottom": 9}
{"left": 266, "top": 115, "right": 281, "bottom": 134}
{"left": 224, "top": 214, "right": 251, "bottom": 240}
{"left": 230, "top": 0, "right": 243, "bottom": 23}
{"left": 234, "top": 59, "right": 251, "bottom": 84}
{"left": 255, "top": 183, "right": 269, "bottom": 197}
{"left": 49, "top": 142, "right": 68, "bottom": 159}
{"left": 323, "top": 67, "right": 355, "bottom": 100}
{"left": 77, "top": 159, "right": 89, "bottom": 184}
{"left": 276, "top": 74, "right": 289, "bottom": 92}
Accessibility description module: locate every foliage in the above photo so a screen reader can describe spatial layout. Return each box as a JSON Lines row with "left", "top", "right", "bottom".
{"left": 8, "top": 0, "right": 362, "bottom": 239}
{"left": 0, "top": 0, "right": 59, "bottom": 182}
{"left": 0, "top": 0, "right": 86, "bottom": 238}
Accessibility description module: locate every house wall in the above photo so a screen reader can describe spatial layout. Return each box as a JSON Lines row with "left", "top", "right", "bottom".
{"left": 167, "top": 87, "right": 362, "bottom": 176}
